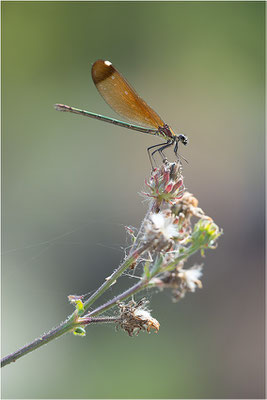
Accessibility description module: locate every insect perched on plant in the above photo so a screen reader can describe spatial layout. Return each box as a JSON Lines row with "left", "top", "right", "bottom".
{"left": 55, "top": 60, "right": 188, "bottom": 164}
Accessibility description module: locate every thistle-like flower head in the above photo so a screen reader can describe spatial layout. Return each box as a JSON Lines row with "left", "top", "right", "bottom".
{"left": 144, "top": 160, "right": 185, "bottom": 211}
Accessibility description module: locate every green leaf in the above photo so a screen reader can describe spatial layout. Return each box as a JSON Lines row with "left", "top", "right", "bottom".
{"left": 143, "top": 261, "right": 151, "bottom": 278}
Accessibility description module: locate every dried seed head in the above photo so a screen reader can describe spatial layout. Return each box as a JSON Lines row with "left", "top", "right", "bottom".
{"left": 178, "top": 265, "right": 203, "bottom": 292}
{"left": 143, "top": 210, "right": 180, "bottom": 252}
{"left": 117, "top": 298, "right": 160, "bottom": 336}
{"left": 151, "top": 264, "right": 203, "bottom": 302}
{"left": 171, "top": 192, "right": 212, "bottom": 221}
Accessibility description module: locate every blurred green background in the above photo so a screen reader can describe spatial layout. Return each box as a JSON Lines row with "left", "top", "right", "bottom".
{"left": 2, "top": 1, "right": 265, "bottom": 399}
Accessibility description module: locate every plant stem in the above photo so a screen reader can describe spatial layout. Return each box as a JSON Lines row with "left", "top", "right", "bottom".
{"left": 88, "top": 278, "right": 147, "bottom": 317}
{"left": 1, "top": 319, "right": 73, "bottom": 368}
{"left": 82, "top": 241, "right": 152, "bottom": 313}
{"left": 1, "top": 241, "right": 152, "bottom": 368}
{"left": 81, "top": 316, "right": 119, "bottom": 324}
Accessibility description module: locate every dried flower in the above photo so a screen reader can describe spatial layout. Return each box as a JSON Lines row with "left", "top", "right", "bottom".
{"left": 178, "top": 265, "right": 203, "bottom": 292}
{"left": 117, "top": 299, "right": 160, "bottom": 336}
{"left": 171, "top": 191, "right": 212, "bottom": 221}
{"left": 151, "top": 264, "right": 203, "bottom": 302}
{"left": 143, "top": 210, "right": 180, "bottom": 252}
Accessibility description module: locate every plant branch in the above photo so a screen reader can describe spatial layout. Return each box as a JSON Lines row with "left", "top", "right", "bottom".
{"left": 1, "top": 241, "right": 153, "bottom": 368}
{"left": 1, "top": 159, "right": 222, "bottom": 368}
{"left": 82, "top": 240, "right": 153, "bottom": 313}
{"left": 1, "top": 319, "right": 73, "bottom": 368}
{"left": 88, "top": 278, "right": 147, "bottom": 317}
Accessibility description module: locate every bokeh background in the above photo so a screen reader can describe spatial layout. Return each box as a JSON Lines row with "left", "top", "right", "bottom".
{"left": 2, "top": 1, "right": 265, "bottom": 399}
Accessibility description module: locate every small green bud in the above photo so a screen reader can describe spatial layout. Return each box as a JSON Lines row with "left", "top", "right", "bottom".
{"left": 192, "top": 220, "right": 222, "bottom": 248}
{"left": 73, "top": 327, "right": 86, "bottom": 336}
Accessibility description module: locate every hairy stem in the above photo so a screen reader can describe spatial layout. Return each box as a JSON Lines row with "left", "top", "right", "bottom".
{"left": 81, "top": 316, "right": 120, "bottom": 324}
{"left": 82, "top": 241, "right": 152, "bottom": 312}
{"left": 88, "top": 278, "right": 147, "bottom": 317}
{"left": 1, "top": 320, "right": 73, "bottom": 368}
{"left": 1, "top": 240, "right": 152, "bottom": 368}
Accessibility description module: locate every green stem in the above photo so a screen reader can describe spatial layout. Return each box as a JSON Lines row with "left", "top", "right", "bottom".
{"left": 1, "top": 319, "right": 73, "bottom": 368}
{"left": 81, "top": 316, "right": 119, "bottom": 324}
{"left": 87, "top": 243, "right": 205, "bottom": 319}
{"left": 82, "top": 241, "right": 152, "bottom": 313}
{"left": 161, "top": 244, "right": 201, "bottom": 273}
{"left": 1, "top": 241, "right": 153, "bottom": 368}
{"left": 88, "top": 278, "right": 147, "bottom": 317}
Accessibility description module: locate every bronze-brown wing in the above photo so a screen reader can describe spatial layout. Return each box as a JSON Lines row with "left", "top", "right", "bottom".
{"left": 91, "top": 60, "right": 165, "bottom": 130}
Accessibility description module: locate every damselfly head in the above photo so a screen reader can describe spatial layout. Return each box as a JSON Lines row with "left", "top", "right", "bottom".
{"left": 178, "top": 134, "right": 188, "bottom": 146}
